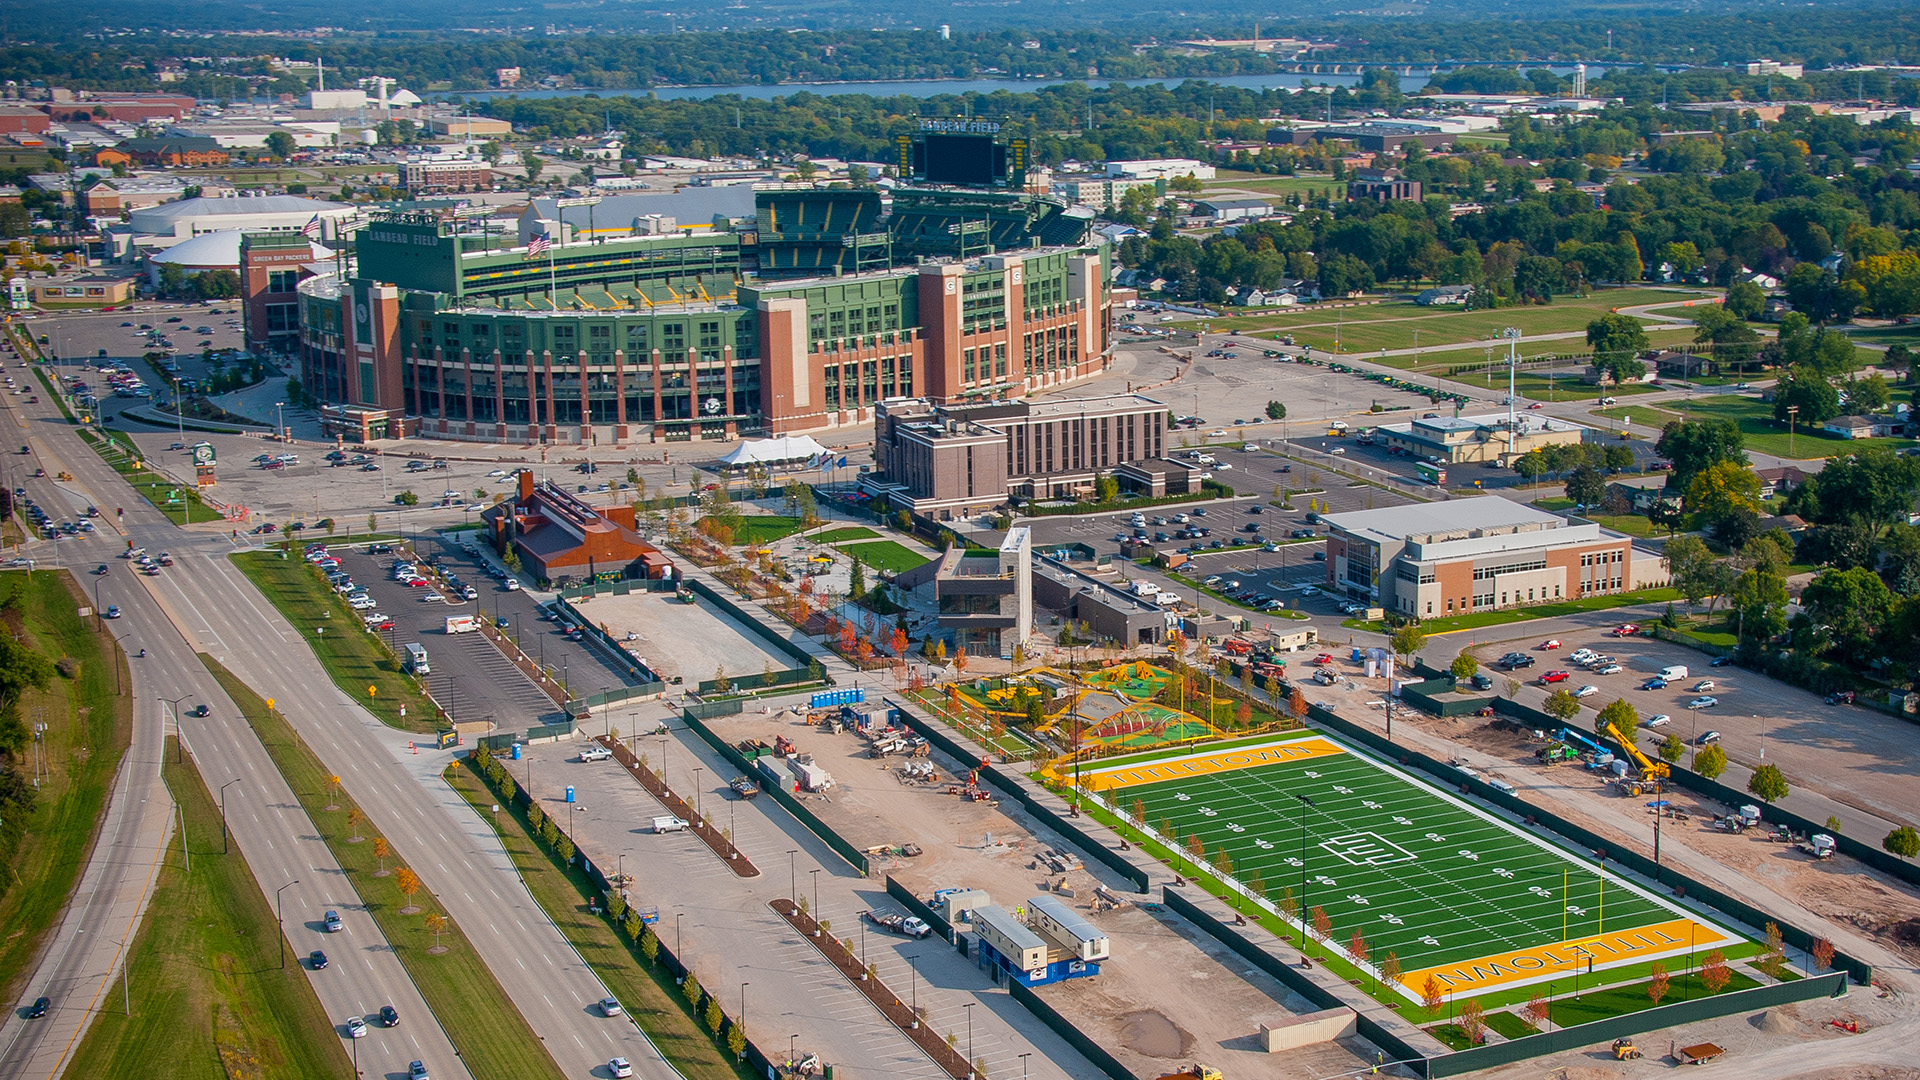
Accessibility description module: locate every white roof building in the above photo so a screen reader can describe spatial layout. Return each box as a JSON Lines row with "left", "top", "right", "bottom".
{"left": 146, "top": 229, "right": 333, "bottom": 281}
{"left": 128, "top": 194, "right": 361, "bottom": 242}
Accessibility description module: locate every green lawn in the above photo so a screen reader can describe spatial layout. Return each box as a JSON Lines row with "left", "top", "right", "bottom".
{"left": 1591, "top": 403, "right": 1687, "bottom": 430}
{"left": 1200, "top": 174, "right": 1335, "bottom": 200}
{"left": 1844, "top": 323, "right": 1920, "bottom": 347}
{"left": 1544, "top": 968, "right": 1761, "bottom": 1028}
{"left": 807, "top": 526, "right": 880, "bottom": 544}
{"left": 447, "top": 763, "right": 754, "bottom": 1080}
{"left": 1180, "top": 289, "right": 1707, "bottom": 343}
{"left": 1493, "top": 371, "right": 1667, "bottom": 403}
{"left": 731, "top": 515, "right": 806, "bottom": 546}
{"left": 230, "top": 552, "right": 443, "bottom": 734}
{"left": 199, "top": 656, "right": 565, "bottom": 1080}
{"left": 1669, "top": 396, "right": 1919, "bottom": 460}
{"left": 834, "top": 539, "right": 933, "bottom": 575}
{"left": 1585, "top": 513, "right": 1662, "bottom": 538}
{"left": 1345, "top": 588, "right": 1683, "bottom": 635}
{"left": 79, "top": 430, "right": 215, "bottom": 526}
{"left": 0, "top": 572, "right": 132, "bottom": 1002}
{"left": 1482, "top": 1010, "right": 1540, "bottom": 1041}
{"left": 64, "top": 741, "right": 351, "bottom": 1080}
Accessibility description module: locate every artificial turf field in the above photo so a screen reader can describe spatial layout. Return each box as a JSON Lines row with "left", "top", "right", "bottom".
{"left": 1085, "top": 735, "right": 1747, "bottom": 1003}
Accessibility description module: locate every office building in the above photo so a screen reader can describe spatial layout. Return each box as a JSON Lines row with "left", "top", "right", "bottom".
{"left": 1323, "top": 496, "right": 1667, "bottom": 617}
{"left": 1370, "top": 412, "right": 1587, "bottom": 465}
{"left": 868, "top": 394, "right": 1166, "bottom": 517}
{"left": 899, "top": 526, "right": 1033, "bottom": 657}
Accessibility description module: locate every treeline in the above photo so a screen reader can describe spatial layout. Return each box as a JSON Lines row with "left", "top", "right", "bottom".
{"left": 9, "top": 7, "right": 1920, "bottom": 96}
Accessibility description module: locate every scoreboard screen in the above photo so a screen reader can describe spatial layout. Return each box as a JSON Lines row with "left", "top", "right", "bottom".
{"left": 921, "top": 134, "right": 997, "bottom": 186}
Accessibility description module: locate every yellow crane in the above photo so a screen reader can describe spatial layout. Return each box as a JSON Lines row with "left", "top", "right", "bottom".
{"left": 1603, "top": 718, "right": 1669, "bottom": 781}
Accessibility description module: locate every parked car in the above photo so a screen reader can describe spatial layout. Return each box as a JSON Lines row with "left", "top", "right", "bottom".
{"left": 1597, "top": 664, "right": 1623, "bottom": 675}
{"left": 1696, "top": 730, "right": 1722, "bottom": 745}
{"left": 1643, "top": 677, "right": 1668, "bottom": 690}
{"left": 1689, "top": 696, "right": 1720, "bottom": 709}
{"left": 1574, "top": 685, "right": 1599, "bottom": 698}
{"left": 1710, "top": 656, "right": 1732, "bottom": 667}
{"left": 1540, "top": 671, "right": 1570, "bottom": 684}
{"left": 1645, "top": 715, "right": 1672, "bottom": 728}
{"left": 1539, "top": 639, "right": 1561, "bottom": 650}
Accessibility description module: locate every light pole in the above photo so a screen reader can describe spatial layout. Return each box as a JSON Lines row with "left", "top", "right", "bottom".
{"left": 274, "top": 401, "right": 285, "bottom": 441}
{"left": 1295, "top": 793, "right": 1315, "bottom": 951}
{"left": 809, "top": 869, "right": 820, "bottom": 931}
{"left": 675, "top": 911, "right": 682, "bottom": 958}
{"left": 219, "top": 778, "right": 241, "bottom": 853}
{"left": 740, "top": 981, "right": 749, "bottom": 1037}
{"left": 788, "top": 850, "right": 798, "bottom": 915}
{"left": 907, "top": 953, "right": 919, "bottom": 1020}
{"left": 965, "top": 1001, "right": 976, "bottom": 1076}
{"left": 693, "top": 766, "right": 703, "bottom": 823}
{"left": 1689, "top": 706, "right": 1698, "bottom": 767}
{"left": 1020, "top": 1052, "right": 1032, "bottom": 1080}
{"left": 90, "top": 567, "right": 107, "bottom": 630}
{"left": 1787, "top": 404, "right": 1798, "bottom": 458}
{"left": 277, "top": 878, "right": 300, "bottom": 968}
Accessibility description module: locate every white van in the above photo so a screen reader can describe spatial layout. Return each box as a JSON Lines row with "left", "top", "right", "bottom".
{"left": 1658, "top": 665, "right": 1689, "bottom": 681}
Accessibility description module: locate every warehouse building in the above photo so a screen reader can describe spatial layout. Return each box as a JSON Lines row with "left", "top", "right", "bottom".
{"left": 1370, "top": 411, "right": 1587, "bottom": 465}
{"left": 1322, "top": 497, "right": 1666, "bottom": 617}
{"left": 479, "top": 471, "right": 676, "bottom": 586}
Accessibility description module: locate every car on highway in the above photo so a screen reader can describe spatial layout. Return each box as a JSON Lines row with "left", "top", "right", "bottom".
{"left": 408, "top": 1063, "right": 429, "bottom": 1080}
{"left": 1645, "top": 715, "right": 1672, "bottom": 728}
{"left": 1540, "top": 670, "right": 1570, "bottom": 683}
{"left": 190, "top": 704, "right": 210, "bottom": 717}
{"left": 310, "top": 950, "right": 329, "bottom": 969}
{"left": 105, "top": 605, "right": 121, "bottom": 619}
{"left": 1689, "top": 696, "right": 1719, "bottom": 708}
{"left": 28, "top": 996, "right": 49, "bottom": 1018}
{"left": 609, "top": 1059, "right": 634, "bottom": 1078}
{"left": 1574, "top": 685, "right": 1599, "bottom": 698}
{"left": 599, "top": 996, "right": 623, "bottom": 1017}
{"left": 379, "top": 1005, "right": 399, "bottom": 1027}
{"left": 325, "top": 910, "right": 343, "bottom": 932}
{"left": 345, "top": 1015, "right": 366, "bottom": 1038}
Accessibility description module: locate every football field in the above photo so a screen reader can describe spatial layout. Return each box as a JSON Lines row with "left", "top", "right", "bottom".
{"left": 1084, "top": 735, "right": 1747, "bottom": 1003}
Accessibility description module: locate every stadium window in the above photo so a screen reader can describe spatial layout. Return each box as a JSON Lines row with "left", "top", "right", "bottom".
{"left": 626, "top": 323, "right": 649, "bottom": 356}
{"left": 661, "top": 322, "right": 685, "bottom": 356}
{"left": 964, "top": 348, "right": 977, "bottom": 382}
{"left": 268, "top": 269, "right": 300, "bottom": 293}
{"left": 994, "top": 344, "right": 1007, "bottom": 378}
{"left": 734, "top": 319, "right": 755, "bottom": 356}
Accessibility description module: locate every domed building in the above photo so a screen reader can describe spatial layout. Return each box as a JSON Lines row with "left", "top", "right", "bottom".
{"left": 147, "top": 229, "right": 333, "bottom": 284}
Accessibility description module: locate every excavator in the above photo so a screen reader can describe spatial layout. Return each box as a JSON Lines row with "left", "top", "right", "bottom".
{"left": 1602, "top": 717, "right": 1669, "bottom": 796}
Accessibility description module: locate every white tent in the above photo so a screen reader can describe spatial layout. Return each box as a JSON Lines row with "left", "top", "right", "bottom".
{"left": 715, "top": 435, "right": 831, "bottom": 469}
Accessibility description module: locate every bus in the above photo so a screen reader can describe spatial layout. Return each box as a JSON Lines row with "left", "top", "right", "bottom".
{"left": 1414, "top": 461, "right": 1448, "bottom": 486}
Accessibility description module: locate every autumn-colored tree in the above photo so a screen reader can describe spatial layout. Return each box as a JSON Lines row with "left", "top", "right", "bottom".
{"left": 1459, "top": 999, "right": 1486, "bottom": 1045}
{"left": 373, "top": 837, "right": 390, "bottom": 874}
{"left": 1310, "top": 905, "right": 1332, "bottom": 941}
{"left": 1184, "top": 832, "right": 1206, "bottom": 870}
{"left": 1235, "top": 700, "right": 1252, "bottom": 726}
{"left": 682, "top": 972, "right": 703, "bottom": 1009}
{"left": 1246, "top": 871, "right": 1268, "bottom": 905}
{"left": 1524, "top": 992, "right": 1549, "bottom": 1028}
{"left": 891, "top": 627, "right": 909, "bottom": 658}
{"left": 1130, "top": 798, "right": 1146, "bottom": 827}
{"left": 395, "top": 867, "right": 422, "bottom": 912}
{"left": 1812, "top": 937, "right": 1835, "bottom": 973}
{"left": 1289, "top": 686, "right": 1308, "bottom": 717}
{"left": 1277, "top": 886, "right": 1298, "bottom": 923}
{"left": 704, "top": 997, "right": 724, "bottom": 1034}
{"left": 639, "top": 924, "right": 660, "bottom": 965}
{"left": 1348, "top": 928, "right": 1369, "bottom": 968}
{"left": 426, "top": 912, "right": 448, "bottom": 949}
{"left": 1701, "top": 950, "right": 1731, "bottom": 994}
{"left": 1648, "top": 962, "right": 1671, "bottom": 1006}
{"left": 347, "top": 806, "right": 363, "bottom": 841}
{"left": 1759, "top": 921, "right": 1787, "bottom": 978}
{"left": 1421, "top": 975, "right": 1445, "bottom": 1018}
{"left": 1381, "top": 951, "right": 1402, "bottom": 990}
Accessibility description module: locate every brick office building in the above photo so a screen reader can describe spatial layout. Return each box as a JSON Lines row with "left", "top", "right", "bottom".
{"left": 1323, "top": 497, "right": 1667, "bottom": 618}
{"left": 240, "top": 233, "right": 326, "bottom": 356}
{"left": 479, "top": 471, "right": 676, "bottom": 586}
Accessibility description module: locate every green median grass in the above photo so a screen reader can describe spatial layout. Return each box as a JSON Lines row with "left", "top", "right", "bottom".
{"left": 198, "top": 654, "right": 565, "bottom": 1080}
{"left": 77, "top": 429, "right": 216, "bottom": 526}
{"left": 446, "top": 762, "right": 754, "bottom": 1080}
{"left": 0, "top": 571, "right": 132, "bottom": 1001}
{"left": 230, "top": 552, "right": 441, "bottom": 734}
{"left": 834, "top": 539, "right": 933, "bottom": 575}
{"left": 1343, "top": 588, "right": 1683, "bottom": 635}
{"left": 64, "top": 738, "right": 351, "bottom": 1080}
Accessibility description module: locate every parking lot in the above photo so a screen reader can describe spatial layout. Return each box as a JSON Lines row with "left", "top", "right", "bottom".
{"left": 1470, "top": 629, "right": 1920, "bottom": 835}
{"left": 32, "top": 307, "right": 248, "bottom": 414}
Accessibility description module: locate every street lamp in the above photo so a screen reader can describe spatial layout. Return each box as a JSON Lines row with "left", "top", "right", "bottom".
{"left": 1786, "top": 404, "right": 1799, "bottom": 458}
{"left": 809, "top": 869, "right": 820, "bottom": 931}
{"left": 907, "top": 953, "right": 919, "bottom": 1019}
{"left": 740, "top": 982, "right": 749, "bottom": 1037}
{"left": 274, "top": 401, "right": 286, "bottom": 441}
{"left": 1295, "top": 793, "right": 1316, "bottom": 951}
{"left": 965, "top": 1002, "right": 976, "bottom": 1076}
{"left": 788, "top": 850, "right": 799, "bottom": 915}
{"left": 90, "top": 567, "right": 108, "bottom": 630}
{"left": 693, "top": 767, "right": 703, "bottom": 823}
{"left": 159, "top": 694, "right": 194, "bottom": 762}
{"left": 219, "top": 778, "right": 241, "bottom": 853}
{"left": 277, "top": 879, "right": 300, "bottom": 968}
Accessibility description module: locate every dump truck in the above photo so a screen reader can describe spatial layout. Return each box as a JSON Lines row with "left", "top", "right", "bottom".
{"left": 729, "top": 776, "right": 760, "bottom": 800}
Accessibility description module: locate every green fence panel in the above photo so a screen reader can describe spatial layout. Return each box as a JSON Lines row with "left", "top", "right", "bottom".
{"left": 681, "top": 699, "right": 745, "bottom": 722}
{"left": 1005, "top": 978, "right": 1142, "bottom": 1080}
{"left": 684, "top": 579, "right": 816, "bottom": 667}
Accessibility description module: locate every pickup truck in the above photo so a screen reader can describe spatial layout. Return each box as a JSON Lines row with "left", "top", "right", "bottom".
{"left": 653, "top": 816, "right": 689, "bottom": 833}
{"left": 578, "top": 746, "right": 612, "bottom": 762}
{"left": 864, "top": 910, "right": 932, "bottom": 938}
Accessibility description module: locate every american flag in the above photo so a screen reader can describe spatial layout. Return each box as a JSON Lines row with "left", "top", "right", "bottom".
{"left": 300, "top": 214, "right": 322, "bottom": 239}
{"left": 526, "top": 232, "right": 552, "bottom": 257}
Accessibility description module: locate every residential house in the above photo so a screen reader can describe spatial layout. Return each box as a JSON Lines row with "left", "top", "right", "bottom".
{"left": 1651, "top": 350, "right": 1711, "bottom": 378}
{"left": 1754, "top": 466, "right": 1809, "bottom": 499}
{"left": 1822, "top": 415, "right": 1903, "bottom": 440}
{"left": 1414, "top": 285, "right": 1473, "bottom": 306}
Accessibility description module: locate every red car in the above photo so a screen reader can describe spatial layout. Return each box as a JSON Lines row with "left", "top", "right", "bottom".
{"left": 369, "top": 619, "right": 394, "bottom": 631}
{"left": 1540, "top": 670, "right": 1571, "bottom": 684}
{"left": 1538, "top": 639, "right": 1561, "bottom": 650}
{"left": 1612, "top": 624, "right": 1640, "bottom": 636}
{"left": 404, "top": 577, "right": 429, "bottom": 587}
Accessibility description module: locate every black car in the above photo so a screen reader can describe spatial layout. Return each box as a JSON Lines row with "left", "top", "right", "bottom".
{"left": 310, "top": 950, "right": 329, "bottom": 970}
{"left": 190, "top": 704, "right": 210, "bottom": 717}
{"left": 379, "top": 1005, "right": 400, "bottom": 1027}
{"left": 27, "top": 996, "right": 49, "bottom": 1019}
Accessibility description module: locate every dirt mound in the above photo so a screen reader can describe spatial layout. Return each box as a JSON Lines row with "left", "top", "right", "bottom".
{"left": 1752, "top": 1008, "right": 1797, "bottom": 1034}
{"left": 1891, "top": 918, "right": 1920, "bottom": 950}
{"left": 1117, "top": 1009, "right": 1193, "bottom": 1058}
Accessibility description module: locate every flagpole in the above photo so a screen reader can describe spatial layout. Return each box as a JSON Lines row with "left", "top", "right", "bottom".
{"left": 548, "top": 244, "right": 557, "bottom": 307}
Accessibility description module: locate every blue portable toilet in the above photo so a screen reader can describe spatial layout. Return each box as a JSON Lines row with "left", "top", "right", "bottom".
{"left": 565, "top": 786, "right": 576, "bottom": 804}
{"left": 511, "top": 744, "right": 523, "bottom": 760}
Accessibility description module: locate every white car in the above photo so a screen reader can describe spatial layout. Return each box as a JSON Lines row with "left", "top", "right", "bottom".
{"left": 598, "top": 997, "right": 623, "bottom": 1017}
{"left": 1597, "top": 664, "right": 1623, "bottom": 675}
{"left": 1644, "top": 715, "right": 1672, "bottom": 728}
{"left": 1574, "top": 685, "right": 1599, "bottom": 698}
{"left": 345, "top": 1016, "right": 368, "bottom": 1039}
{"left": 422, "top": 592, "right": 446, "bottom": 603}
{"left": 1692, "top": 680, "right": 1716, "bottom": 692}
{"left": 609, "top": 1059, "right": 633, "bottom": 1079}
{"left": 349, "top": 595, "right": 376, "bottom": 609}
{"left": 1689, "top": 696, "right": 1719, "bottom": 709}
{"left": 488, "top": 469, "right": 509, "bottom": 479}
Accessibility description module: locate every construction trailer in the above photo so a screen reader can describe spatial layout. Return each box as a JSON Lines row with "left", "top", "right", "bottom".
{"left": 970, "top": 899, "right": 1106, "bottom": 987}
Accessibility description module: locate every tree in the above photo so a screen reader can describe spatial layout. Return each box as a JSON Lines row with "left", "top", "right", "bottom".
{"left": 1648, "top": 962, "right": 1671, "bottom": 1006}
{"left": 265, "top": 130, "right": 297, "bottom": 159}
{"left": 1524, "top": 992, "right": 1549, "bottom": 1028}
{"left": 704, "top": 997, "right": 724, "bottom": 1035}
{"left": 1656, "top": 419, "right": 1747, "bottom": 490}
{"left": 1812, "top": 937, "right": 1835, "bottom": 973}
{"left": 1459, "top": 998, "right": 1486, "bottom": 1045}
{"left": 1596, "top": 697, "right": 1638, "bottom": 738}
{"left": 1586, "top": 314, "right": 1650, "bottom": 383}
{"left": 524, "top": 153, "right": 544, "bottom": 185}
{"left": 373, "top": 837, "right": 390, "bottom": 874}
{"left": 1543, "top": 688, "right": 1581, "bottom": 723}
{"left": 1381, "top": 951, "right": 1403, "bottom": 991}
{"left": 1094, "top": 474, "right": 1119, "bottom": 502}
{"left": 1772, "top": 367, "right": 1842, "bottom": 425}
{"left": 1849, "top": 373, "right": 1893, "bottom": 413}
{"left": 1724, "top": 280, "right": 1766, "bottom": 320}
{"left": 395, "top": 867, "right": 422, "bottom": 912}
{"left": 1883, "top": 825, "right": 1920, "bottom": 859}
{"left": 1662, "top": 535, "right": 1719, "bottom": 610}
{"left": 1695, "top": 743, "right": 1728, "bottom": 780}
{"left": 347, "top": 806, "right": 363, "bottom": 841}
{"left": 1348, "top": 928, "right": 1369, "bottom": 970}
{"left": 1701, "top": 950, "right": 1732, "bottom": 994}
{"left": 727, "top": 1019, "right": 748, "bottom": 1059}
{"left": 1730, "top": 569, "right": 1789, "bottom": 644}
{"left": 1449, "top": 654, "right": 1479, "bottom": 683}
{"left": 1388, "top": 624, "right": 1426, "bottom": 667}
{"left": 1422, "top": 975, "right": 1445, "bottom": 1018}
{"left": 1564, "top": 465, "right": 1606, "bottom": 508}
{"left": 1802, "top": 567, "right": 1897, "bottom": 658}
{"left": 848, "top": 559, "right": 865, "bottom": 600}
{"left": 425, "top": 911, "right": 448, "bottom": 949}
{"left": 1659, "top": 734, "right": 1684, "bottom": 763}
{"left": 682, "top": 972, "right": 702, "bottom": 1009}
{"left": 1265, "top": 400, "right": 1287, "bottom": 420}
{"left": 397, "top": 489, "right": 419, "bottom": 506}
{"left": 1684, "top": 460, "right": 1762, "bottom": 530}
{"left": 1310, "top": 905, "right": 1332, "bottom": 941}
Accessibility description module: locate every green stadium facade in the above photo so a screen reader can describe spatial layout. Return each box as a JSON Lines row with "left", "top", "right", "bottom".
{"left": 293, "top": 187, "right": 1112, "bottom": 444}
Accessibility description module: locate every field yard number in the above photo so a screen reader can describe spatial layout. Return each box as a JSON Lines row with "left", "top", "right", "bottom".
{"left": 1254, "top": 839, "right": 1275, "bottom": 850}
{"left": 1347, "top": 893, "right": 1371, "bottom": 906}
{"left": 1304, "top": 770, "right": 1322, "bottom": 779}
{"left": 1363, "top": 800, "right": 1383, "bottom": 810}
{"left": 1424, "top": 832, "right": 1447, "bottom": 843}
{"left": 1332, "top": 784, "right": 1353, "bottom": 794}
{"left": 1175, "top": 793, "right": 1192, "bottom": 801}
{"left": 1315, "top": 874, "right": 1339, "bottom": 887}
{"left": 1420, "top": 935, "right": 1441, "bottom": 947}
{"left": 1528, "top": 885, "right": 1554, "bottom": 899}
{"left": 1197, "top": 806, "right": 1218, "bottom": 817}
{"left": 1393, "top": 816, "right": 1415, "bottom": 827}
{"left": 1491, "top": 867, "right": 1516, "bottom": 879}
{"left": 1380, "top": 913, "right": 1406, "bottom": 926}
{"left": 1567, "top": 905, "right": 1587, "bottom": 916}
{"left": 1458, "top": 850, "right": 1480, "bottom": 861}
{"left": 1225, "top": 822, "right": 1246, "bottom": 833}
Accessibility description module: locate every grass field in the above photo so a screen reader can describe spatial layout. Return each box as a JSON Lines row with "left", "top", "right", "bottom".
{"left": 807, "top": 526, "right": 880, "bottom": 544}
{"left": 1845, "top": 323, "right": 1920, "bottom": 347}
{"left": 1344, "top": 587, "right": 1681, "bottom": 635}
{"left": 0, "top": 572, "right": 132, "bottom": 1003}
{"left": 1667, "top": 396, "right": 1919, "bottom": 460}
{"left": 731, "top": 515, "right": 807, "bottom": 545}
{"left": 447, "top": 763, "right": 754, "bottom": 1080}
{"left": 200, "top": 655, "right": 566, "bottom": 1080}
{"left": 1088, "top": 734, "right": 1752, "bottom": 1005}
{"left": 64, "top": 739, "right": 351, "bottom": 1080}
{"left": 833, "top": 539, "right": 933, "bottom": 574}
{"left": 1182, "top": 289, "right": 1706, "bottom": 343}
{"left": 231, "top": 552, "right": 442, "bottom": 734}
{"left": 1201, "top": 174, "right": 1335, "bottom": 200}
